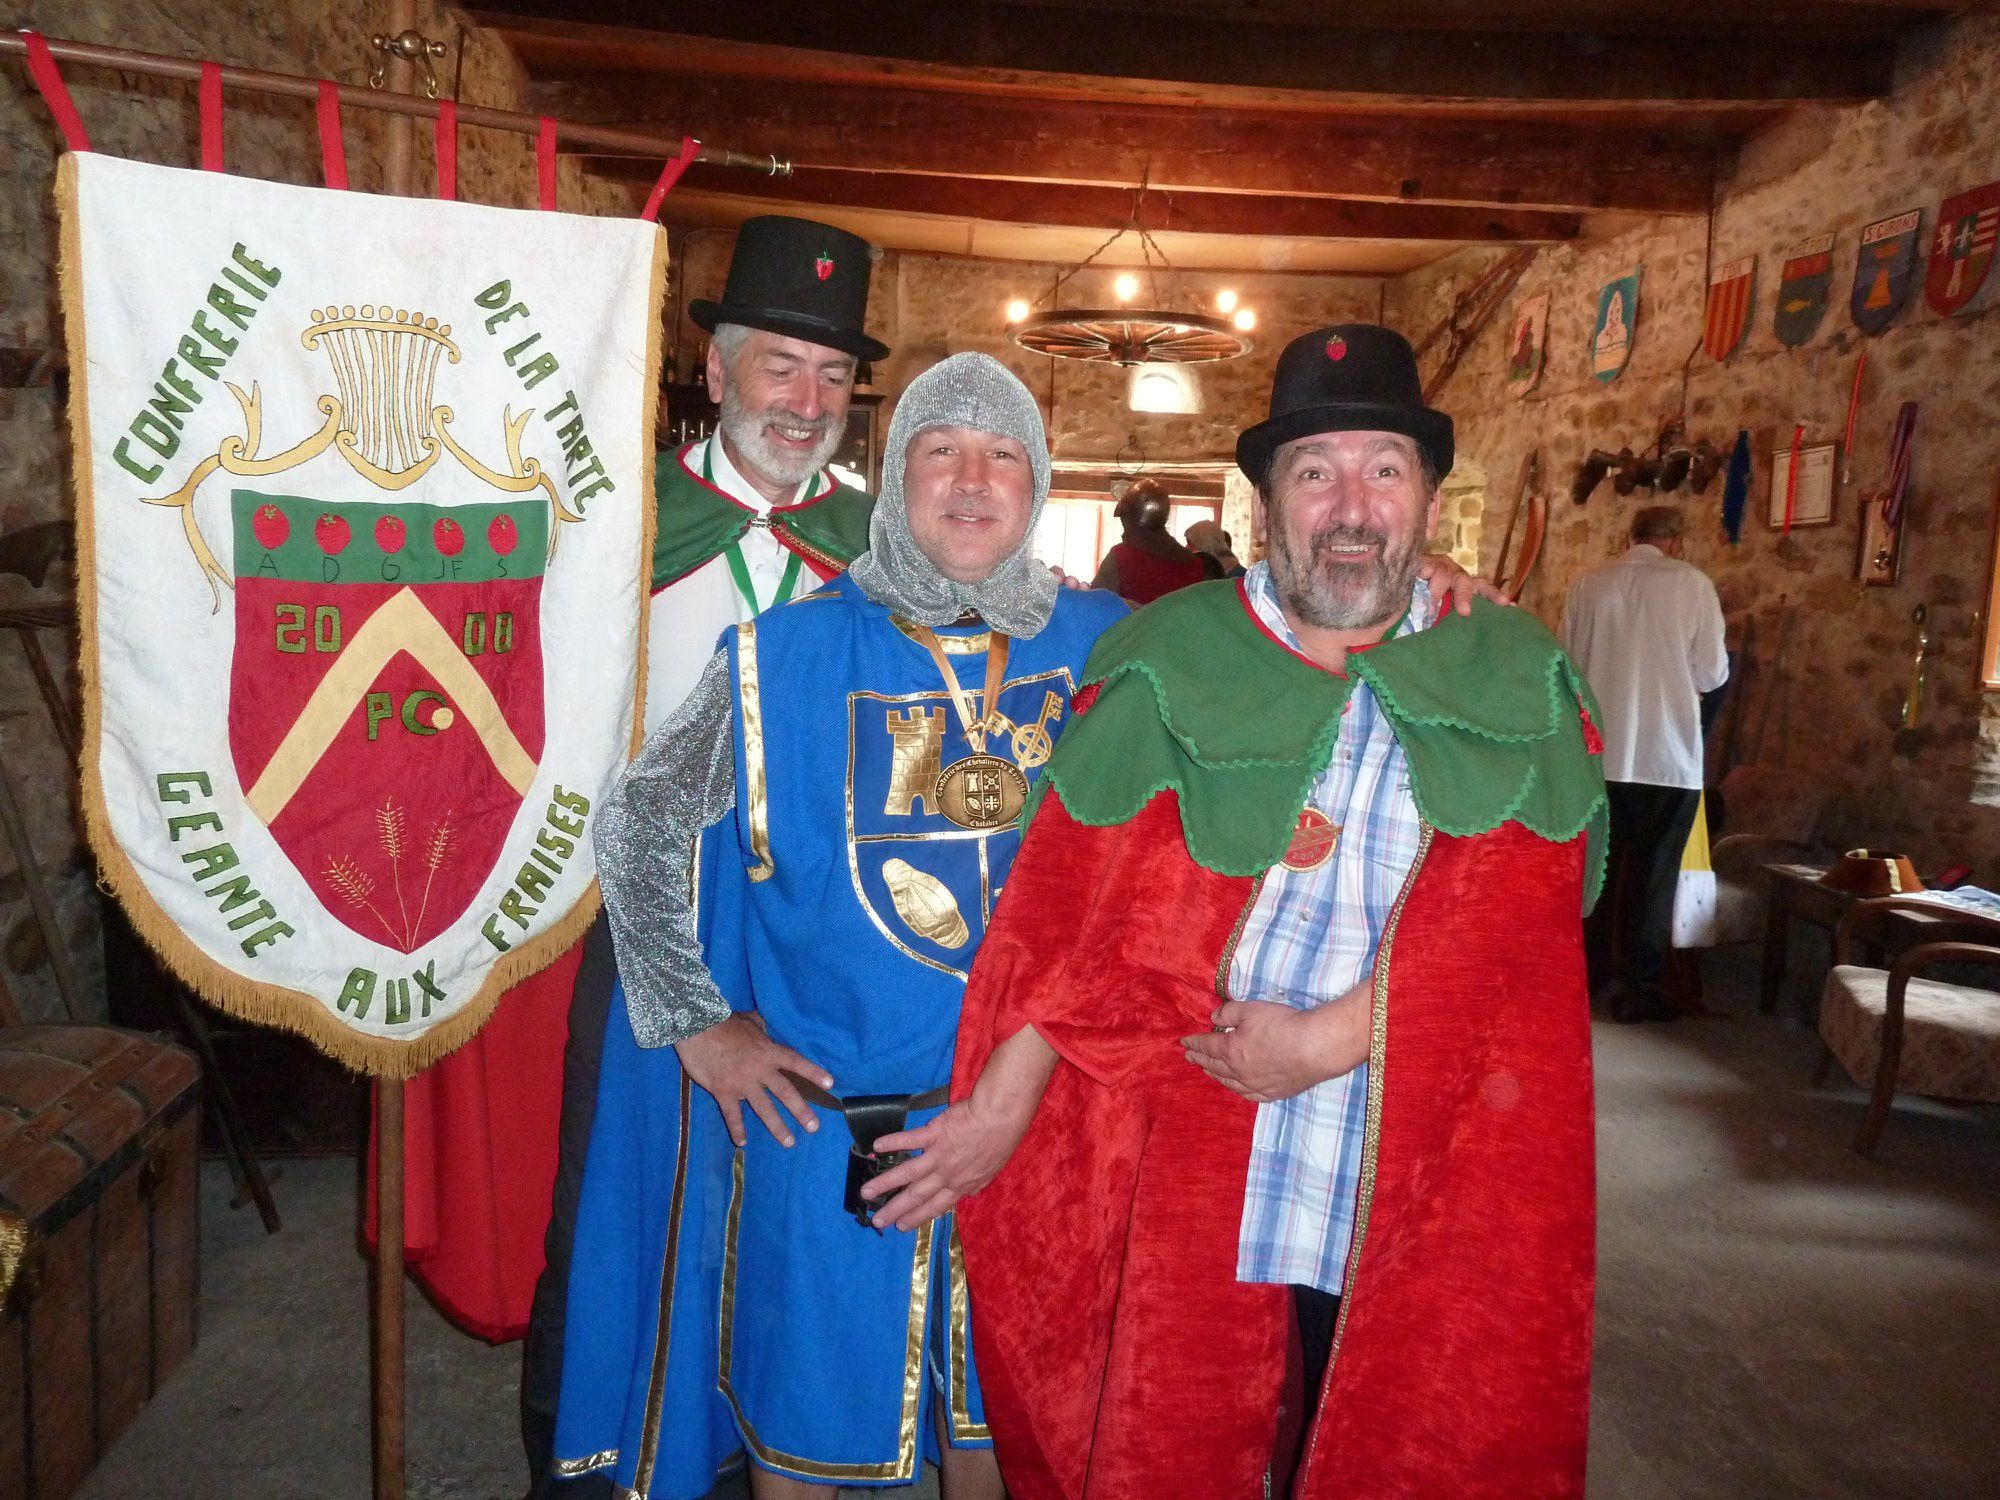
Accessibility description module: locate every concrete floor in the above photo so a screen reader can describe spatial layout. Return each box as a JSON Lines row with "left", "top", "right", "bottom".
{"left": 79, "top": 951, "right": 1999, "bottom": 1499}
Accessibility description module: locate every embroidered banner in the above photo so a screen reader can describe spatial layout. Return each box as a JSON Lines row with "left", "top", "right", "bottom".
{"left": 59, "top": 154, "right": 663, "bottom": 1075}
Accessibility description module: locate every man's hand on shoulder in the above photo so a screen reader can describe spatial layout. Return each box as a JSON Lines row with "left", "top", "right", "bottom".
{"left": 1419, "top": 552, "right": 1511, "bottom": 616}
{"left": 1181, "top": 987, "right": 1371, "bottom": 1103}
{"left": 675, "top": 1012, "right": 833, "bottom": 1148}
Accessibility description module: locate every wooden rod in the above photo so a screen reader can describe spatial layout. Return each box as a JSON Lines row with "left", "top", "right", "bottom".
{"left": 372, "top": 15, "right": 414, "bottom": 1498}
{"left": 0, "top": 31, "right": 793, "bottom": 184}
{"left": 372, "top": 1077, "right": 406, "bottom": 1500}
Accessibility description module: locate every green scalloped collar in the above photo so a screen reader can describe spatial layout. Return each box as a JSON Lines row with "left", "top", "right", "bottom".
{"left": 1034, "top": 579, "right": 1607, "bottom": 906}
{"left": 651, "top": 442, "right": 874, "bottom": 589}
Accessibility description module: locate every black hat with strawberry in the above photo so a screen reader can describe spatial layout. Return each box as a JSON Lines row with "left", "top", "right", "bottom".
{"left": 690, "top": 215, "right": 889, "bottom": 362}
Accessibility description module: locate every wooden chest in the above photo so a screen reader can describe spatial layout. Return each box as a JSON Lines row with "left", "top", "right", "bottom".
{"left": 0, "top": 1026, "right": 201, "bottom": 1500}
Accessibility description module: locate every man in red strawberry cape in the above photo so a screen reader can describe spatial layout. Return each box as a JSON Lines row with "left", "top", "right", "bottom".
{"left": 863, "top": 324, "right": 1608, "bottom": 1498}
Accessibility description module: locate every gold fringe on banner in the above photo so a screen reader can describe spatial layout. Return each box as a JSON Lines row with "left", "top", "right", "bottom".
{"left": 59, "top": 155, "right": 668, "bottom": 1080}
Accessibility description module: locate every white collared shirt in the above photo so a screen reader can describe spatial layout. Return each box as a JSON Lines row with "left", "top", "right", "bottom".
{"left": 1559, "top": 544, "right": 1728, "bottom": 789}
{"left": 703, "top": 432, "right": 810, "bottom": 611}
{"left": 643, "top": 436, "right": 832, "bottom": 731}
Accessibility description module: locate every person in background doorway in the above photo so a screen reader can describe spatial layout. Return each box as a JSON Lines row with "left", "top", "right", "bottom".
{"left": 1091, "top": 477, "right": 1208, "bottom": 604}
{"left": 1185, "top": 517, "right": 1245, "bottom": 579}
{"left": 1559, "top": 504, "right": 1728, "bottom": 1023}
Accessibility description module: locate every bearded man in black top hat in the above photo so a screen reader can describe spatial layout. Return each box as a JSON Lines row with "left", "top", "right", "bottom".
{"left": 520, "top": 215, "right": 890, "bottom": 1499}
{"left": 886, "top": 324, "right": 1603, "bottom": 1499}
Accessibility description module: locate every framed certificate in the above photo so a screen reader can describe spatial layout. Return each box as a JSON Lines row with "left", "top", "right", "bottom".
{"left": 1767, "top": 441, "right": 1837, "bottom": 529}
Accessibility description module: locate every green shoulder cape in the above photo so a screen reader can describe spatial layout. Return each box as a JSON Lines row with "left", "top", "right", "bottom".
{"left": 651, "top": 443, "right": 874, "bottom": 588}
{"left": 1033, "top": 579, "right": 1609, "bottom": 908}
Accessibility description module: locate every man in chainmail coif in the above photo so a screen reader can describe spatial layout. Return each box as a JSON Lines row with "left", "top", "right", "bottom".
{"left": 549, "top": 353, "right": 1128, "bottom": 1500}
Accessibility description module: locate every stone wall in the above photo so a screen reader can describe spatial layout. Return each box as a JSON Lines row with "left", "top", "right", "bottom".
{"left": 0, "top": 1, "right": 628, "bottom": 1021}
{"left": 1386, "top": 15, "right": 2000, "bottom": 876}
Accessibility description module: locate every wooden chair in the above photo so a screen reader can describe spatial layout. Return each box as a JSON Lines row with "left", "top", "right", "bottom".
{"left": 1814, "top": 896, "right": 2000, "bottom": 1156}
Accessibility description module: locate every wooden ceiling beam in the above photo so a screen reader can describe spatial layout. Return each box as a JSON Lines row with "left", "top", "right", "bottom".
{"left": 468, "top": 0, "right": 1898, "bottom": 105}
{"left": 534, "top": 77, "right": 1722, "bottom": 214}
{"left": 594, "top": 161, "right": 1585, "bottom": 243}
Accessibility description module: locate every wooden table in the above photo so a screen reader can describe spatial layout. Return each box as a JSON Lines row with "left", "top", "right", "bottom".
{"left": 1758, "top": 863, "right": 1952, "bottom": 1018}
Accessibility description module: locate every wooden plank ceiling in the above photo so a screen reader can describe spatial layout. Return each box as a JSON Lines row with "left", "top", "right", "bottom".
{"left": 464, "top": 0, "right": 1967, "bottom": 275}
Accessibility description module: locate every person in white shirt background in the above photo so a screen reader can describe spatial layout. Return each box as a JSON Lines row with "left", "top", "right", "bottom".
{"left": 1560, "top": 505, "right": 1728, "bottom": 1023}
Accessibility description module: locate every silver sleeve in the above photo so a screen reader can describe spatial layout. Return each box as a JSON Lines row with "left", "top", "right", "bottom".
{"left": 597, "top": 648, "right": 738, "bottom": 1048}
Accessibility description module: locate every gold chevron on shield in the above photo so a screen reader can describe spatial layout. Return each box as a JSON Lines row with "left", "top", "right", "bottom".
{"left": 243, "top": 586, "right": 538, "bottom": 824}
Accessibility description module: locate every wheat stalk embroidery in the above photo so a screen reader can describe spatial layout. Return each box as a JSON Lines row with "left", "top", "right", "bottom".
{"left": 411, "top": 811, "right": 456, "bottom": 944}
{"left": 323, "top": 854, "right": 402, "bottom": 947}
{"left": 325, "top": 799, "right": 457, "bottom": 951}
{"left": 376, "top": 798, "right": 411, "bottom": 939}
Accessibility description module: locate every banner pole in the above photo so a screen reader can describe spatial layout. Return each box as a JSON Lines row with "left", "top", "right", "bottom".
{"left": 370, "top": 10, "right": 417, "bottom": 1498}
{"left": 0, "top": 31, "right": 793, "bottom": 181}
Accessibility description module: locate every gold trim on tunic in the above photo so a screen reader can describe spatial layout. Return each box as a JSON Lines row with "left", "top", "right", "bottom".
{"left": 632, "top": 1070, "right": 697, "bottom": 1495}
{"left": 1323, "top": 823, "right": 1432, "bottom": 1380}
{"left": 717, "top": 1149, "right": 937, "bottom": 1480}
{"left": 946, "top": 1225, "right": 993, "bottom": 1443}
{"left": 552, "top": 1449, "right": 618, "bottom": 1478}
{"left": 892, "top": 615, "right": 992, "bottom": 655}
{"left": 735, "top": 620, "right": 775, "bottom": 883}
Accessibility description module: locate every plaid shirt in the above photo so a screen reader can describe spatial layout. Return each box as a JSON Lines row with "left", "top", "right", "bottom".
{"left": 1231, "top": 564, "right": 1429, "bottom": 1295}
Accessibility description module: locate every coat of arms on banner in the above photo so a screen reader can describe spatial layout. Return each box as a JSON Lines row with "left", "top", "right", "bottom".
{"left": 1505, "top": 293, "right": 1550, "bottom": 397}
{"left": 1773, "top": 234, "right": 1835, "bottom": 349}
{"left": 1851, "top": 210, "right": 1923, "bottom": 334}
{"left": 1703, "top": 256, "right": 1755, "bottom": 362}
{"left": 1591, "top": 269, "right": 1640, "bottom": 383}
{"left": 59, "top": 154, "right": 664, "bottom": 1075}
{"left": 1926, "top": 181, "right": 2000, "bottom": 316}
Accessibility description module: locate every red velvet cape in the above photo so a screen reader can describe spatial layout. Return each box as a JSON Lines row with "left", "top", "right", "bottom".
{"left": 952, "top": 791, "right": 1594, "bottom": 1498}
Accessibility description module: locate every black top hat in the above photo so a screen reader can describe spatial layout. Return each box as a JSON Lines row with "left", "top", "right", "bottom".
{"left": 690, "top": 215, "right": 889, "bottom": 362}
{"left": 1236, "top": 324, "right": 1453, "bottom": 486}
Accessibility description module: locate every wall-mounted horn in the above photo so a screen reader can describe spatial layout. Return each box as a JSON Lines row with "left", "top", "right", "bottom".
{"left": 1686, "top": 438, "right": 1725, "bottom": 494}
{"left": 1572, "top": 448, "right": 1618, "bottom": 505}
{"left": 1654, "top": 419, "right": 1693, "bottom": 491}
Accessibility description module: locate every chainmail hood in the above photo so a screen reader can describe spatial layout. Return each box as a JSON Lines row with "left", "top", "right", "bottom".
{"left": 847, "top": 352, "right": 1059, "bottom": 637}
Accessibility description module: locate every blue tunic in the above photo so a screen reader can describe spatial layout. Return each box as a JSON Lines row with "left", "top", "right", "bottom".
{"left": 555, "top": 575, "right": 1126, "bottom": 1495}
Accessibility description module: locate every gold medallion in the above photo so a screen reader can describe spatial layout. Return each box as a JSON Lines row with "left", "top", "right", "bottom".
{"left": 935, "top": 754, "right": 1029, "bottom": 830}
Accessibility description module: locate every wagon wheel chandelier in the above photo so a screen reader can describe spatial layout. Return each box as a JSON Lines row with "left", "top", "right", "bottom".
{"left": 1003, "top": 191, "right": 1257, "bottom": 365}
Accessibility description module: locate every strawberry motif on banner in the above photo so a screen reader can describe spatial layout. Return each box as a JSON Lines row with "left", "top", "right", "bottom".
{"left": 64, "top": 153, "right": 659, "bottom": 1075}
{"left": 1703, "top": 256, "right": 1755, "bottom": 362}
{"left": 1773, "top": 234, "right": 1836, "bottom": 349}
{"left": 815, "top": 253, "right": 834, "bottom": 282}
{"left": 1926, "top": 181, "right": 2000, "bottom": 316}
{"left": 1851, "top": 209, "right": 1923, "bottom": 334}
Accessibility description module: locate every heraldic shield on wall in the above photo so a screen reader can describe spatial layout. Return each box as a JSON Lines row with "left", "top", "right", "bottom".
{"left": 58, "top": 154, "right": 663, "bottom": 1076}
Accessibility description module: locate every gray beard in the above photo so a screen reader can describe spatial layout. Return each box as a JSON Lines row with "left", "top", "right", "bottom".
{"left": 1270, "top": 524, "right": 1422, "bottom": 631}
{"left": 717, "top": 388, "right": 842, "bottom": 490}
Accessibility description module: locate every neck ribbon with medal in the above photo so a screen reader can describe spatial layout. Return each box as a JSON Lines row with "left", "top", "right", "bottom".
{"left": 903, "top": 622, "right": 1041, "bottom": 830}
{"left": 705, "top": 438, "right": 808, "bottom": 615}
